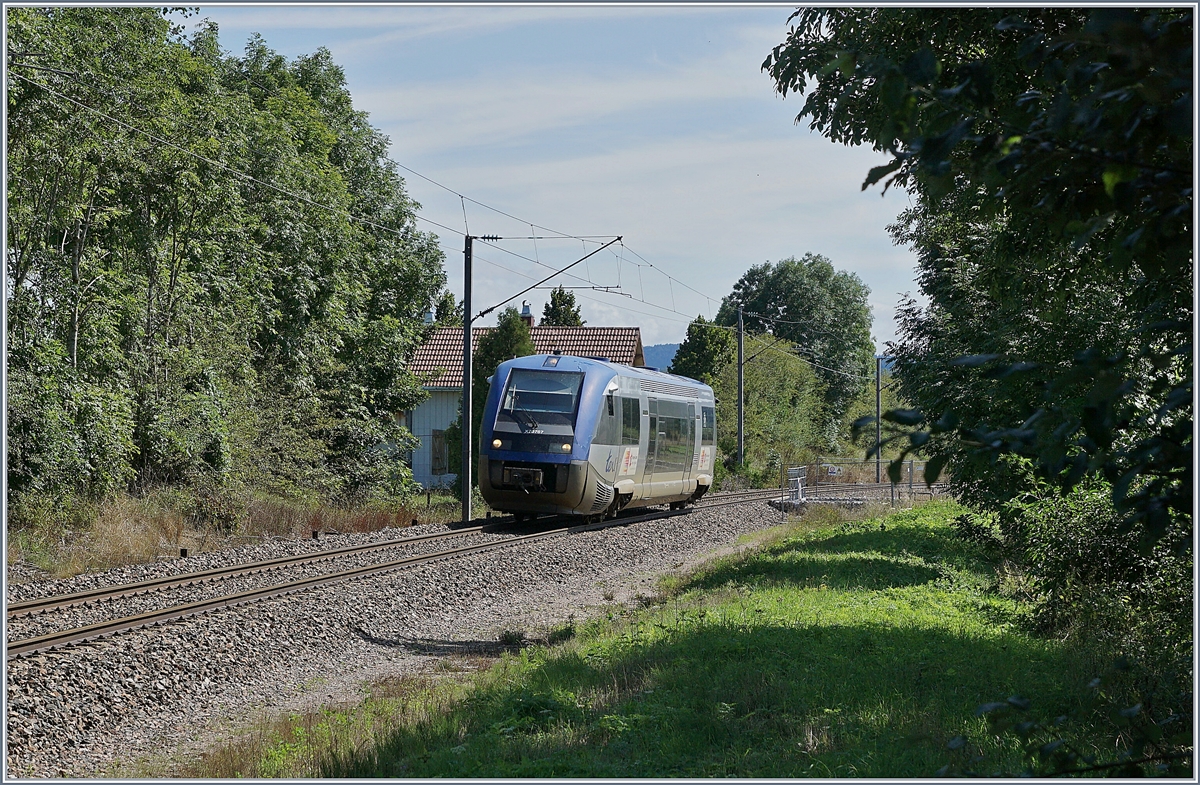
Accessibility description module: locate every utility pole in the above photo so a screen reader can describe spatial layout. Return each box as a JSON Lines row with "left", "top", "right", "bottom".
{"left": 461, "top": 235, "right": 474, "bottom": 524}
{"left": 737, "top": 305, "right": 744, "bottom": 467}
{"left": 875, "top": 355, "right": 882, "bottom": 484}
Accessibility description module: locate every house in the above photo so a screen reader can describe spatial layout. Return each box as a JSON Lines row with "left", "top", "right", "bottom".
{"left": 404, "top": 306, "right": 645, "bottom": 489}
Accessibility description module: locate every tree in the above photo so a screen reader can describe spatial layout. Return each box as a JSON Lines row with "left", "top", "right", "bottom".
{"left": 763, "top": 9, "right": 1191, "bottom": 544}
{"left": 764, "top": 9, "right": 1192, "bottom": 775}
{"left": 540, "top": 286, "right": 585, "bottom": 327}
{"left": 712, "top": 333, "right": 828, "bottom": 478}
{"left": 6, "top": 8, "right": 447, "bottom": 518}
{"left": 669, "top": 316, "right": 735, "bottom": 384}
{"left": 715, "top": 255, "right": 874, "bottom": 422}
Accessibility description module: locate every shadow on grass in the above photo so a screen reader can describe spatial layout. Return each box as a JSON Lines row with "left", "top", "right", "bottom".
{"left": 321, "top": 512, "right": 1079, "bottom": 779}
{"left": 350, "top": 627, "right": 521, "bottom": 656}
{"left": 685, "top": 551, "right": 942, "bottom": 593}
{"left": 325, "top": 619, "right": 1079, "bottom": 778}
{"left": 279, "top": 509, "right": 1082, "bottom": 778}
{"left": 681, "top": 523, "right": 977, "bottom": 595}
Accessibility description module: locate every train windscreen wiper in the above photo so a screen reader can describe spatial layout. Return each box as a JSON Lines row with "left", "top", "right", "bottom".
{"left": 510, "top": 397, "right": 539, "bottom": 429}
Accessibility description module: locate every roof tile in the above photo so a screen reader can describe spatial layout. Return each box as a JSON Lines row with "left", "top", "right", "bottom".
{"left": 409, "top": 326, "right": 645, "bottom": 388}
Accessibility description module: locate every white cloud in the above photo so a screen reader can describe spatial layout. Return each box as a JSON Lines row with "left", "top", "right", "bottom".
{"left": 200, "top": 5, "right": 727, "bottom": 36}
{"left": 354, "top": 27, "right": 783, "bottom": 157}
{"left": 418, "top": 131, "right": 919, "bottom": 347}
{"left": 198, "top": 6, "right": 919, "bottom": 348}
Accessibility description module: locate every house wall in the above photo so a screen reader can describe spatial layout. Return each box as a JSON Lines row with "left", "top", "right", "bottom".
{"left": 411, "top": 387, "right": 462, "bottom": 489}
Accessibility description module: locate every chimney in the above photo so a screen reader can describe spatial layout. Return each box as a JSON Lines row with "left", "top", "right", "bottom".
{"left": 520, "top": 301, "right": 535, "bottom": 328}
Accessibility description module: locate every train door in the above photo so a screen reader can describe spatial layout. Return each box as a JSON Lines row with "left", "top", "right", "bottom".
{"left": 684, "top": 403, "right": 697, "bottom": 486}
{"left": 645, "top": 397, "right": 658, "bottom": 491}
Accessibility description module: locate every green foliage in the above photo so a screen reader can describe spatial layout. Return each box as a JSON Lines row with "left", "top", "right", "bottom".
{"left": 943, "top": 466, "right": 1192, "bottom": 773}
{"left": 715, "top": 254, "right": 874, "bottom": 420}
{"left": 951, "top": 658, "right": 1192, "bottom": 777}
{"left": 996, "top": 475, "right": 1192, "bottom": 669}
{"left": 540, "top": 286, "right": 585, "bottom": 327}
{"left": 668, "top": 315, "right": 734, "bottom": 384}
{"left": 6, "top": 8, "right": 445, "bottom": 520}
{"left": 764, "top": 9, "right": 1191, "bottom": 543}
{"left": 712, "top": 333, "right": 828, "bottom": 476}
{"left": 840, "top": 365, "right": 909, "bottom": 459}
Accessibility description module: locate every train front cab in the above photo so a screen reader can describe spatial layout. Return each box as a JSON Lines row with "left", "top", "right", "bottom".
{"left": 478, "top": 356, "right": 597, "bottom": 516}
{"left": 479, "top": 356, "right": 716, "bottom": 518}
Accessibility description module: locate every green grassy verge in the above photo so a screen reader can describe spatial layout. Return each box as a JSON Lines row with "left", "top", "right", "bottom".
{"left": 182, "top": 501, "right": 1112, "bottom": 778}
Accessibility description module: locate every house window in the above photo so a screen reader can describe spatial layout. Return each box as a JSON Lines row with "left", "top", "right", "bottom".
{"left": 431, "top": 429, "right": 448, "bottom": 475}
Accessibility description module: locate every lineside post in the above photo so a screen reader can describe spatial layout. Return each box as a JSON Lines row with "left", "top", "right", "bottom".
{"left": 462, "top": 235, "right": 474, "bottom": 524}
{"left": 737, "top": 306, "right": 744, "bottom": 467}
{"left": 875, "top": 356, "right": 882, "bottom": 484}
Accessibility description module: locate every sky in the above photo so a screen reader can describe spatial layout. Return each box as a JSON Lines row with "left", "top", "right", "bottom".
{"left": 194, "top": 4, "right": 922, "bottom": 350}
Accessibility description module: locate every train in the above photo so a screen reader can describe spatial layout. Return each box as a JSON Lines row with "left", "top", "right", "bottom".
{"left": 478, "top": 354, "right": 716, "bottom": 520}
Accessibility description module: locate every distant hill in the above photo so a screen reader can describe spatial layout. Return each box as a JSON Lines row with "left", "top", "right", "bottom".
{"left": 643, "top": 343, "right": 680, "bottom": 371}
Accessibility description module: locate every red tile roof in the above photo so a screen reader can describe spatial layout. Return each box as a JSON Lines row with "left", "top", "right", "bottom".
{"left": 409, "top": 326, "right": 645, "bottom": 389}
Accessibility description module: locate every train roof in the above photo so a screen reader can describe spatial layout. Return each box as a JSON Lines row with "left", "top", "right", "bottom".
{"left": 501, "top": 354, "right": 711, "bottom": 391}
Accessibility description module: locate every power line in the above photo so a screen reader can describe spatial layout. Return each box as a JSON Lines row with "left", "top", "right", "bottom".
{"left": 760, "top": 341, "right": 875, "bottom": 380}
{"left": 447, "top": 246, "right": 697, "bottom": 326}
{"left": 12, "top": 67, "right": 717, "bottom": 331}
{"left": 10, "top": 71, "right": 465, "bottom": 242}
{"left": 621, "top": 244, "right": 726, "bottom": 312}
{"left": 476, "top": 237, "right": 622, "bottom": 320}
{"left": 432, "top": 240, "right": 698, "bottom": 325}
{"left": 393, "top": 162, "right": 617, "bottom": 244}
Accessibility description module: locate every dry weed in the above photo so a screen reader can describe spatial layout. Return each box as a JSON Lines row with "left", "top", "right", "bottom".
{"left": 56, "top": 494, "right": 194, "bottom": 576}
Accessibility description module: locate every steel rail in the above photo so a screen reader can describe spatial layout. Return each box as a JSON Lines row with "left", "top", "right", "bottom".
{"left": 6, "top": 507, "right": 690, "bottom": 659}
{"left": 11, "top": 491, "right": 778, "bottom": 620}
{"left": 6, "top": 521, "right": 507, "bottom": 619}
{"left": 704, "top": 488, "right": 781, "bottom": 501}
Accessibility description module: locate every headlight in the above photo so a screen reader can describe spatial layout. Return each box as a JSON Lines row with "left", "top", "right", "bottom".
{"left": 492, "top": 439, "right": 502, "bottom": 449}
{"left": 561, "top": 443, "right": 572, "bottom": 452}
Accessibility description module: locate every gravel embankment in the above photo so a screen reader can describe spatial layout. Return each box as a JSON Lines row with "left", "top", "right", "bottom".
{"left": 8, "top": 529, "right": 515, "bottom": 641}
{"left": 6, "top": 502, "right": 782, "bottom": 778}
{"left": 6, "top": 520, "right": 472, "bottom": 602}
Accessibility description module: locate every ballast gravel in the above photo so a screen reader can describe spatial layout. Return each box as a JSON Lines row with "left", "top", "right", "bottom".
{"left": 7, "top": 529, "right": 516, "bottom": 642}
{"left": 5, "top": 502, "right": 783, "bottom": 778}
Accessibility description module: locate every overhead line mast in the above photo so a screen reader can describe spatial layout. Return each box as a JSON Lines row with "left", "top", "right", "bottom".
{"left": 737, "top": 306, "right": 745, "bottom": 468}
{"left": 462, "top": 233, "right": 498, "bottom": 524}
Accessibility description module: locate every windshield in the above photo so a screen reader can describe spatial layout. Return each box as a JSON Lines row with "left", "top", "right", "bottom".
{"left": 502, "top": 370, "right": 584, "bottom": 416}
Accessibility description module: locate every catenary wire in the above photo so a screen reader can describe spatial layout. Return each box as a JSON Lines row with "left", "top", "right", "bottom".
{"left": 12, "top": 68, "right": 810, "bottom": 343}
{"left": 13, "top": 66, "right": 720, "bottom": 325}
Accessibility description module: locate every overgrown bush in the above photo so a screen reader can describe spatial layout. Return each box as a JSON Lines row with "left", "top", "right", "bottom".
{"left": 955, "top": 475, "right": 1194, "bottom": 772}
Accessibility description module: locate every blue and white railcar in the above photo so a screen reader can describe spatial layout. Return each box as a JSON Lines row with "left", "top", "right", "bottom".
{"left": 478, "top": 354, "right": 717, "bottom": 518}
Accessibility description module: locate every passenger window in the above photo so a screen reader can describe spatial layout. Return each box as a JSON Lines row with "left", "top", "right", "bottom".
{"left": 621, "top": 396, "right": 640, "bottom": 444}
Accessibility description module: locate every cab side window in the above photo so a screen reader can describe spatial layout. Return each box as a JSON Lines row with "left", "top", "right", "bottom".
{"left": 701, "top": 406, "right": 715, "bottom": 443}
{"left": 621, "top": 396, "right": 641, "bottom": 444}
{"left": 593, "top": 394, "right": 621, "bottom": 445}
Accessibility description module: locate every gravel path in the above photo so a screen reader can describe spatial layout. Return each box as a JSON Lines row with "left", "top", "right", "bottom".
{"left": 5, "top": 502, "right": 782, "bottom": 778}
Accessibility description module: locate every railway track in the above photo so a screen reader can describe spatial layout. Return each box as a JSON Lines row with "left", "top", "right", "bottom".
{"left": 7, "top": 491, "right": 777, "bottom": 660}
{"left": 702, "top": 487, "right": 782, "bottom": 505}
{"left": 6, "top": 523, "right": 503, "bottom": 621}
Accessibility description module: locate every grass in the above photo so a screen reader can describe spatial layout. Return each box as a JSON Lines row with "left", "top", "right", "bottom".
{"left": 6, "top": 488, "right": 472, "bottom": 579}
{"left": 170, "top": 500, "right": 1123, "bottom": 779}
